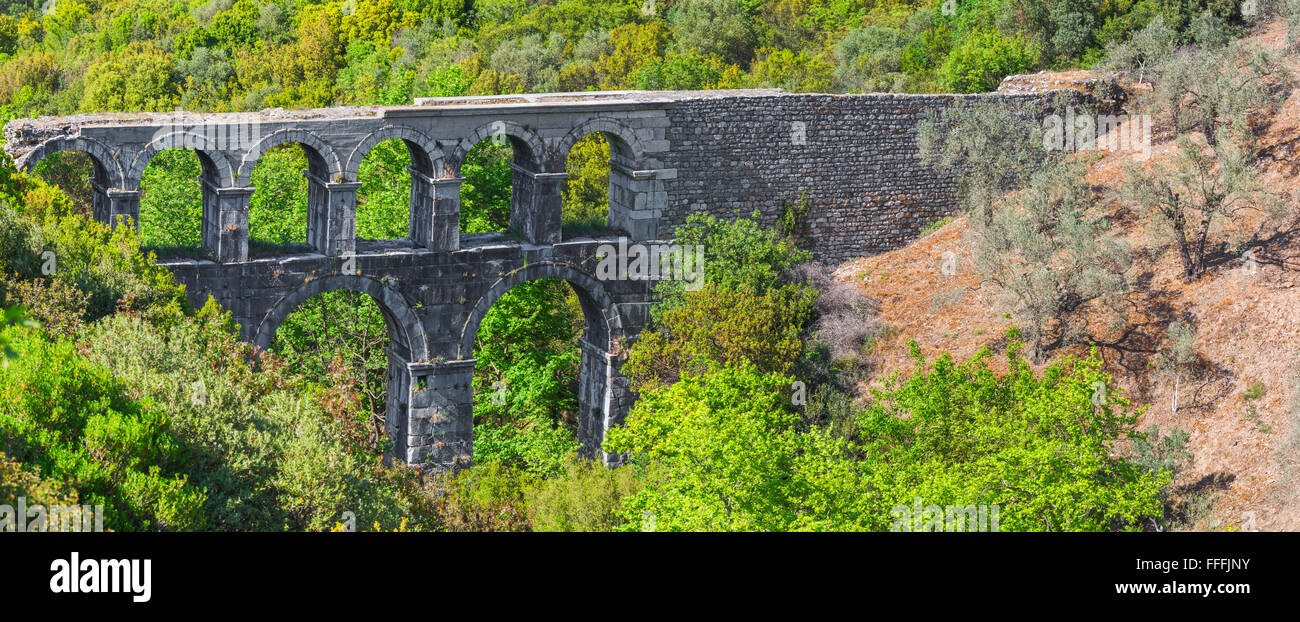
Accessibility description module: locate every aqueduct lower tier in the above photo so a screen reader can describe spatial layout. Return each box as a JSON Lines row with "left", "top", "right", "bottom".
{"left": 161, "top": 235, "right": 651, "bottom": 470}
{"left": 3, "top": 88, "right": 1059, "bottom": 468}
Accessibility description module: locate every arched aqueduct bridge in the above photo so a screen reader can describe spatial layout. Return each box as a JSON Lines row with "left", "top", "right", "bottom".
{"left": 3, "top": 88, "right": 1056, "bottom": 469}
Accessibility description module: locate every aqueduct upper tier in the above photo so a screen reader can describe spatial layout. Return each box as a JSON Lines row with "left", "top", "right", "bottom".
{"left": 3, "top": 87, "right": 1062, "bottom": 470}
{"left": 4, "top": 88, "right": 1059, "bottom": 263}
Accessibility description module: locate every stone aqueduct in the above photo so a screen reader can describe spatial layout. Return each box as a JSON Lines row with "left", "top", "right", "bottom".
{"left": 3, "top": 88, "right": 1055, "bottom": 469}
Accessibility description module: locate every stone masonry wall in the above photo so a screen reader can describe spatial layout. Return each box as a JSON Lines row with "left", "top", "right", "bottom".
{"left": 660, "top": 93, "right": 1052, "bottom": 264}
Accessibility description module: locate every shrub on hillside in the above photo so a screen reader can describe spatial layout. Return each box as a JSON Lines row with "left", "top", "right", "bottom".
{"left": 0, "top": 191, "right": 185, "bottom": 322}
{"left": 524, "top": 453, "right": 642, "bottom": 532}
{"left": 789, "top": 261, "right": 882, "bottom": 363}
{"left": 80, "top": 300, "right": 430, "bottom": 531}
{"left": 0, "top": 326, "right": 207, "bottom": 531}
{"left": 623, "top": 282, "right": 816, "bottom": 392}
{"left": 653, "top": 210, "right": 810, "bottom": 316}
{"left": 937, "top": 29, "right": 1037, "bottom": 93}
{"left": 859, "top": 342, "right": 1171, "bottom": 531}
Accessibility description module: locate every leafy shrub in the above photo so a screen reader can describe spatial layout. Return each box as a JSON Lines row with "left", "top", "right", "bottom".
{"left": 429, "top": 461, "right": 534, "bottom": 532}
{"left": 623, "top": 282, "right": 816, "bottom": 392}
{"left": 0, "top": 304, "right": 36, "bottom": 358}
{"left": 80, "top": 300, "right": 428, "bottom": 531}
{"left": 0, "top": 326, "right": 206, "bottom": 530}
{"left": 0, "top": 451, "right": 81, "bottom": 515}
{"left": 0, "top": 193, "right": 185, "bottom": 324}
{"left": 859, "top": 342, "right": 1170, "bottom": 531}
{"left": 524, "top": 452, "right": 642, "bottom": 531}
{"left": 937, "top": 29, "right": 1037, "bottom": 93}
{"left": 654, "top": 210, "right": 810, "bottom": 315}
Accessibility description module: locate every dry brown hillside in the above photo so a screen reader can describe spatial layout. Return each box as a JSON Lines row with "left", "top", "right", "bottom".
{"left": 836, "top": 20, "right": 1300, "bottom": 531}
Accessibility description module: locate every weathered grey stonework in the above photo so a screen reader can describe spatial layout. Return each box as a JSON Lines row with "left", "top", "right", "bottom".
{"left": 158, "top": 235, "right": 650, "bottom": 470}
{"left": 3, "top": 87, "right": 1064, "bottom": 469}
{"left": 659, "top": 92, "right": 1054, "bottom": 263}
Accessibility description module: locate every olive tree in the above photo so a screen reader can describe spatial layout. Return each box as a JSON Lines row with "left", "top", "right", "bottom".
{"left": 1145, "top": 41, "right": 1292, "bottom": 148}
{"left": 1117, "top": 132, "right": 1288, "bottom": 281}
{"left": 1153, "top": 320, "right": 1198, "bottom": 416}
{"left": 917, "top": 97, "right": 1057, "bottom": 225}
{"left": 920, "top": 98, "right": 1129, "bottom": 361}
{"left": 1098, "top": 14, "right": 1176, "bottom": 85}
{"left": 974, "top": 159, "right": 1132, "bottom": 361}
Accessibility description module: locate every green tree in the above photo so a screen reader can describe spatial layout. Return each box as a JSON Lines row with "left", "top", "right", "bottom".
{"left": 606, "top": 363, "right": 865, "bottom": 531}
{"left": 633, "top": 51, "right": 732, "bottom": 90}
{"left": 273, "top": 290, "right": 393, "bottom": 448}
{"left": 859, "top": 343, "right": 1169, "bottom": 531}
{"left": 1098, "top": 14, "right": 1176, "bottom": 84}
{"left": 247, "top": 144, "right": 309, "bottom": 246}
{"left": 937, "top": 29, "right": 1037, "bottom": 93}
{"left": 917, "top": 97, "right": 1055, "bottom": 224}
{"left": 356, "top": 138, "right": 413, "bottom": 239}
{"left": 79, "top": 42, "right": 178, "bottom": 112}
{"left": 138, "top": 150, "right": 203, "bottom": 250}
{"left": 561, "top": 133, "right": 611, "bottom": 232}
{"left": 834, "top": 26, "right": 909, "bottom": 93}
{"left": 459, "top": 141, "right": 513, "bottom": 233}
{"left": 471, "top": 279, "right": 585, "bottom": 476}
{"left": 0, "top": 305, "right": 36, "bottom": 357}
{"left": 590, "top": 22, "right": 670, "bottom": 89}
{"left": 670, "top": 0, "right": 756, "bottom": 66}
{"left": 748, "top": 47, "right": 834, "bottom": 92}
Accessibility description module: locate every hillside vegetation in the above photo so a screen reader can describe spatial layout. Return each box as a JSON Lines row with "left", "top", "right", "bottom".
{"left": 2, "top": 0, "right": 1295, "bottom": 531}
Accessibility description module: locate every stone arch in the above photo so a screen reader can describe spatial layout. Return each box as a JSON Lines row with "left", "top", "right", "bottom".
{"left": 458, "top": 259, "right": 628, "bottom": 461}
{"left": 17, "top": 135, "right": 126, "bottom": 188}
{"left": 344, "top": 125, "right": 445, "bottom": 181}
{"left": 554, "top": 117, "right": 647, "bottom": 166}
{"left": 128, "top": 131, "right": 236, "bottom": 188}
{"left": 458, "top": 260, "right": 624, "bottom": 359}
{"left": 253, "top": 274, "right": 429, "bottom": 361}
{"left": 235, "top": 128, "right": 343, "bottom": 184}
{"left": 446, "top": 120, "right": 548, "bottom": 175}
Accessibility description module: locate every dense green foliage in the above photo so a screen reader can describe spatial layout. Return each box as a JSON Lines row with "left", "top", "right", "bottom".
{"left": 1, "top": 325, "right": 207, "bottom": 530}
{"left": 608, "top": 344, "right": 1169, "bottom": 531}
{"left": 0, "top": 0, "right": 1258, "bottom": 131}
{"left": 471, "top": 279, "right": 585, "bottom": 477}
{"left": 0, "top": 0, "right": 1224, "bottom": 531}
